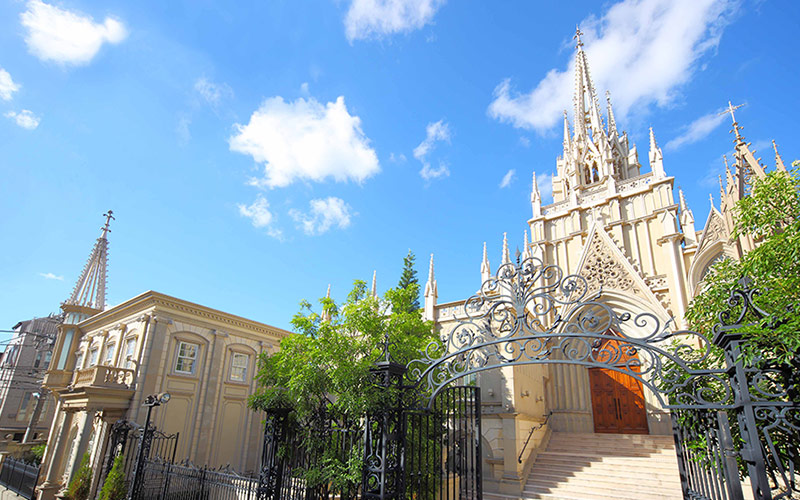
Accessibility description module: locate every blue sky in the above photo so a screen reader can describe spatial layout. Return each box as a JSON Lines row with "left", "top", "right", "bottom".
{"left": 1, "top": 0, "right": 798, "bottom": 340}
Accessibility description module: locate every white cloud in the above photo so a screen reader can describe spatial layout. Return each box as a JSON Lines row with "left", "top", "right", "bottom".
{"left": 488, "top": 0, "right": 738, "bottom": 133}
{"left": 518, "top": 136, "right": 530, "bottom": 148}
{"left": 414, "top": 119, "right": 451, "bottom": 180}
{"left": 344, "top": 0, "right": 446, "bottom": 42}
{"left": 5, "top": 110, "right": 40, "bottom": 130}
{"left": 389, "top": 152, "right": 407, "bottom": 163}
{"left": 499, "top": 169, "right": 515, "bottom": 188}
{"left": 665, "top": 108, "right": 727, "bottom": 151}
{"left": 194, "top": 77, "right": 232, "bottom": 106}
{"left": 290, "top": 197, "right": 353, "bottom": 235}
{"left": 0, "top": 69, "right": 20, "bottom": 101}
{"left": 238, "top": 195, "right": 283, "bottom": 239}
{"left": 230, "top": 96, "right": 380, "bottom": 188}
{"left": 39, "top": 272, "right": 63, "bottom": 281}
{"left": 177, "top": 116, "right": 191, "bottom": 145}
{"left": 20, "top": 0, "right": 127, "bottom": 66}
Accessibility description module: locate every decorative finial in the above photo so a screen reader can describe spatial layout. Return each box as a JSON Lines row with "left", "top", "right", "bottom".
{"left": 502, "top": 232, "right": 510, "bottom": 264}
{"left": 326, "top": 284, "right": 331, "bottom": 298}
{"left": 428, "top": 253, "right": 435, "bottom": 282}
{"left": 371, "top": 270, "right": 377, "bottom": 298}
{"left": 515, "top": 247, "right": 521, "bottom": 264}
{"left": 709, "top": 193, "right": 714, "bottom": 208}
{"left": 773, "top": 139, "right": 787, "bottom": 172}
{"left": 718, "top": 101, "right": 746, "bottom": 140}
{"left": 574, "top": 26, "right": 584, "bottom": 48}
{"left": 101, "top": 210, "right": 115, "bottom": 237}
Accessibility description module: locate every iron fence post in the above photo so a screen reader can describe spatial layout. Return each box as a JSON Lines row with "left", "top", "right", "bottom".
{"left": 361, "top": 352, "right": 407, "bottom": 500}
{"left": 714, "top": 324, "right": 772, "bottom": 499}
{"left": 716, "top": 410, "right": 745, "bottom": 500}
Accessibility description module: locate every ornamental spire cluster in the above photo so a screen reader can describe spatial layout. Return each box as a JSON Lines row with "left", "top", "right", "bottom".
{"left": 65, "top": 210, "right": 114, "bottom": 312}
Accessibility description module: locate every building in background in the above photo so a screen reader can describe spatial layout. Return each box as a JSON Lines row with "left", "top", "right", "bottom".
{"left": 37, "top": 213, "right": 292, "bottom": 500}
{"left": 0, "top": 314, "right": 60, "bottom": 451}
{"left": 423, "top": 29, "right": 787, "bottom": 496}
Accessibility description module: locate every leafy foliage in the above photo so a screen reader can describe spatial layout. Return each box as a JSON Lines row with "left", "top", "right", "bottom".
{"left": 397, "top": 250, "right": 420, "bottom": 312}
{"left": 30, "top": 443, "right": 46, "bottom": 464}
{"left": 686, "top": 162, "right": 800, "bottom": 367}
{"left": 679, "top": 161, "right": 800, "bottom": 480}
{"left": 64, "top": 452, "right": 92, "bottom": 500}
{"left": 248, "top": 278, "right": 438, "bottom": 491}
{"left": 98, "top": 454, "right": 127, "bottom": 500}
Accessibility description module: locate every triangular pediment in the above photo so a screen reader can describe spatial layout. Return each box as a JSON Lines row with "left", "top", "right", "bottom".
{"left": 696, "top": 207, "right": 728, "bottom": 254}
{"left": 574, "top": 224, "right": 669, "bottom": 316}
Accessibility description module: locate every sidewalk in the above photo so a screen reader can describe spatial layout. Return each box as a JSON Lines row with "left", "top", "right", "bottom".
{"left": 0, "top": 487, "right": 27, "bottom": 500}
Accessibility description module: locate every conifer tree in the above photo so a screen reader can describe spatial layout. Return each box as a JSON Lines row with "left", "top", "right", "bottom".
{"left": 98, "top": 454, "right": 127, "bottom": 500}
{"left": 64, "top": 452, "right": 92, "bottom": 500}
{"left": 397, "top": 250, "right": 420, "bottom": 311}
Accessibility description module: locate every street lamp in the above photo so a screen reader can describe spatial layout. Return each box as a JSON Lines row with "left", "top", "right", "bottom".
{"left": 129, "top": 392, "right": 170, "bottom": 500}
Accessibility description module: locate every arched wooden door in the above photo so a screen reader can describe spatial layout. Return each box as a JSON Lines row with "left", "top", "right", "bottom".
{"left": 588, "top": 331, "right": 649, "bottom": 434}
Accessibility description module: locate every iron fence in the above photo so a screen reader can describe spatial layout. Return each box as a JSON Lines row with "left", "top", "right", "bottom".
{"left": 137, "top": 459, "right": 259, "bottom": 500}
{"left": 0, "top": 456, "right": 40, "bottom": 499}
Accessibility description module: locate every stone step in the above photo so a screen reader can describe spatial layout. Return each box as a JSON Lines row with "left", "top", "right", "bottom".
{"left": 526, "top": 468, "right": 682, "bottom": 486}
{"left": 535, "top": 453, "right": 679, "bottom": 469}
{"left": 543, "top": 445, "right": 676, "bottom": 456}
{"left": 522, "top": 485, "right": 682, "bottom": 500}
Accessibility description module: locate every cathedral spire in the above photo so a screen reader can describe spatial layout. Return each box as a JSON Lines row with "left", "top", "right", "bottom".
{"left": 562, "top": 111, "right": 571, "bottom": 153}
{"left": 721, "top": 101, "right": 746, "bottom": 144}
{"left": 522, "top": 230, "right": 531, "bottom": 260}
{"left": 501, "top": 232, "right": 510, "bottom": 265}
{"left": 678, "top": 188, "right": 696, "bottom": 246}
{"left": 606, "top": 91, "right": 618, "bottom": 138}
{"left": 65, "top": 210, "right": 114, "bottom": 312}
{"left": 480, "top": 242, "right": 490, "bottom": 284}
{"left": 649, "top": 127, "right": 665, "bottom": 178}
{"left": 423, "top": 254, "right": 437, "bottom": 321}
{"left": 531, "top": 171, "right": 542, "bottom": 217}
{"left": 321, "top": 284, "right": 332, "bottom": 322}
{"left": 773, "top": 139, "right": 787, "bottom": 172}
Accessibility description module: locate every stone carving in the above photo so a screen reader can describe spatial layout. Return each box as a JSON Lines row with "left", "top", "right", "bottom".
{"left": 697, "top": 211, "right": 727, "bottom": 253}
{"left": 580, "top": 230, "right": 638, "bottom": 294}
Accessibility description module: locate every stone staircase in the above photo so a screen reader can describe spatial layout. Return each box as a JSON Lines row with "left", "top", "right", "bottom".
{"left": 518, "top": 432, "right": 683, "bottom": 500}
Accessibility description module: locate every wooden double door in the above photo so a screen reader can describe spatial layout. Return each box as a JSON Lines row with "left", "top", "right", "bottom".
{"left": 588, "top": 331, "right": 649, "bottom": 434}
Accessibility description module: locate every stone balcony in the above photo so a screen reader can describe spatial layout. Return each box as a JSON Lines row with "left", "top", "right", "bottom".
{"left": 42, "top": 369, "right": 74, "bottom": 390}
{"left": 71, "top": 366, "right": 136, "bottom": 390}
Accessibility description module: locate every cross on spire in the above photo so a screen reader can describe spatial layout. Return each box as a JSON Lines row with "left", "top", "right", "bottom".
{"left": 573, "top": 26, "right": 584, "bottom": 48}
{"left": 719, "top": 101, "right": 746, "bottom": 140}
{"left": 101, "top": 210, "right": 115, "bottom": 236}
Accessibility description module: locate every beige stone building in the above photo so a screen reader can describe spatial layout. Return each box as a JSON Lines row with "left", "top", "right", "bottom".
{"left": 37, "top": 214, "right": 291, "bottom": 500}
{"left": 423, "top": 32, "right": 787, "bottom": 497}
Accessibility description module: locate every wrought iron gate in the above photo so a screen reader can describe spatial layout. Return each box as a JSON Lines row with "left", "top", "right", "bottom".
{"left": 258, "top": 257, "right": 798, "bottom": 500}
{"left": 404, "top": 385, "right": 481, "bottom": 500}
{"left": 103, "top": 419, "right": 179, "bottom": 493}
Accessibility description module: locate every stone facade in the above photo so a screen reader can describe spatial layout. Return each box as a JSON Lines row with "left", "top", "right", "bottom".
{"left": 423, "top": 34, "right": 786, "bottom": 497}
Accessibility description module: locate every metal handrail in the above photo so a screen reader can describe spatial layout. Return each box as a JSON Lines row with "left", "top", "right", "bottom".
{"left": 518, "top": 411, "right": 553, "bottom": 463}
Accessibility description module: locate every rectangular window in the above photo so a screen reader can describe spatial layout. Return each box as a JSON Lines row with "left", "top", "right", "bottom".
{"left": 175, "top": 341, "right": 199, "bottom": 374}
{"left": 74, "top": 352, "right": 84, "bottom": 371}
{"left": 103, "top": 343, "right": 115, "bottom": 365}
{"left": 34, "top": 350, "right": 43, "bottom": 368}
{"left": 16, "top": 393, "right": 32, "bottom": 422}
{"left": 230, "top": 353, "right": 249, "bottom": 382}
{"left": 124, "top": 338, "right": 137, "bottom": 369}
{"left": 43, "top": 351, "right": 52, "bottom": 370}
{"left": 88, "top": 348, "right": 99, "bottom": 367}
{"left": 56, "top": 329, "right": 75, "bottom": 370}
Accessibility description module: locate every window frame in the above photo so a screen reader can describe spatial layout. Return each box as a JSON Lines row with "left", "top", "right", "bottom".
{"left": 102, "top": 342, "right": 116, "bottom": 366}
{"left": 229, "top": 352, "right": 249, "bottom": 383}
{"left": 123, "top": 337, "right": 137, "bottom": 369}
{"left": 88, "top": 347, "right": 99, "bottom": 367}
{"left": 174, "top": 341, "right": 200, "bottom": 375}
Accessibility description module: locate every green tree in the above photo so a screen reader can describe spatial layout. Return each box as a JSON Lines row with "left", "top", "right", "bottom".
{"left": 248, "top": 279, "right": 438, "bottom": 491}
{"left": 397, "top": 250, "right": 420, "bottom": 312}
{"left": 686, "top": 161, "right": 800, "bottom": 367}
{"left": 676, "top": 161, "right": 800, "bottom": 479}
{"left": 98, "top": 454, "right": 127, "bottom": 500}
{"left": 64, "top": 452, "right": 92, "bottom": 500}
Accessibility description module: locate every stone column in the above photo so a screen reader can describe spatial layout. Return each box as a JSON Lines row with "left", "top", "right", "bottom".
{"left": 60, "top": 409, "right": 96, "bottom": 492}
{"left": 37, "top": 408, "right": 75, "bottom": 500}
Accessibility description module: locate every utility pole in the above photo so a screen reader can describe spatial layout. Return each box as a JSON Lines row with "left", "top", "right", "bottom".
{"left": 22, "top": 389, "right": 47, "bottom": 443}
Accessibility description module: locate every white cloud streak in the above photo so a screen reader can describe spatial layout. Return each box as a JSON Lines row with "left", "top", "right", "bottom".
{"left": 499, "top": 169, "right": 515, "bottom": 188}
{"left": 344, "top": 0, "right": 445, "bottom": 42}
{"left": 5, "top": 110, "right": 40, "bottom": 130}
{"left": 290, "top": 197, "right": 353, "bottom": 235}
{"left": 230, "top": 96, "right": 380, "bottom": 189}
{"left": 194, "top": 77, "right": 232, "bottom": 106}
{"left": 537, "top": 173, "right": 554, "bottom": 202}
{"left": 21, "top": 0, "right": 127, "bottom": 66}
{"left": 238, "top": 195, "right": 283, "bottom": 239}
{"left": 39, "top": 272, "right": 63, "bottom": 281}
{"left": 488, "top": 0, "right": 738, "bottom": 133}
{"left": 665, "top": 108, "right": 727, "bottom": 151}
{"left": 0, "top": 69, "right": 20, "bottom": 101}
{"left": 414, "top": 119, "right": 451, "bottom": 180}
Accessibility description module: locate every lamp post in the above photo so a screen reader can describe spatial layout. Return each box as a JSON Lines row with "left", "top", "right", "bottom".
{"left": 128, "top": 392, "right": 170, "bottom": 500}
